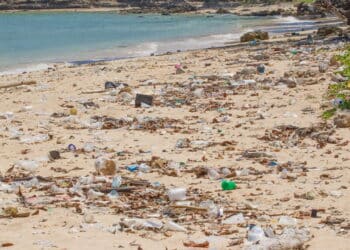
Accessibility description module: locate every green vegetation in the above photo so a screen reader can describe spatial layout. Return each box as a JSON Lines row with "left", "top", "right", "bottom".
{"left": 322, "top": 108, "right": 337, "bottom": 120}
{"left": 322, "top": 46, "right": 350, "bottom": 119}
{"left": 337, "top": 47, "right": 350, "bottom": 78}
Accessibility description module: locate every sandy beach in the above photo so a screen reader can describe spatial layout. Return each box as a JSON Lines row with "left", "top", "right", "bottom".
{"left": 0, "top": 18, "right": 349, "bottom": 250}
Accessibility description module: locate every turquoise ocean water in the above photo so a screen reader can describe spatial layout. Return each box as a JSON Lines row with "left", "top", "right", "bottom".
{"left": 0, "top": 12, "right": 314, "bottom": 74}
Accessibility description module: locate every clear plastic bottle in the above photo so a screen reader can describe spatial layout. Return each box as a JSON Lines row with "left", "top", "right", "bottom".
{"left": 83, "top": 142, "right": 95, "bottom": 152}
{"left": 207, "top": 168, "right": 220, "bottom": 180}
{"left": 247, "top": 225, "right": 265, "bottom": 242}
{"left": 15, "top": 160, "right": 39, "bottom": 172}
{"left": 167, "top": 187, "right": 186, "bottom": 201}
{"left": 164, "top": 221, "right": 187, "bottom": 232}
{"left": 111, "top": 176, "right": 122, "bottom": 188}
{"left": 20, "top": 134, "right": 50, "bottom": 144}
{"left": 139, "top": 163, "right": 151, "bottom": 173}
{"left": 87, "top": 189, "right": 104, "bottom": 200}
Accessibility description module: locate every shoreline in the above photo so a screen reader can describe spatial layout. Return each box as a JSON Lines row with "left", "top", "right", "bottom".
{"left": 0, "top": 15, "right": 342, "bottom": 77}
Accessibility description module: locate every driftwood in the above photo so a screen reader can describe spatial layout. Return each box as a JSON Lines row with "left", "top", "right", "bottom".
{"left": 169, "top": 205, "right": 207, "bottom": 211}
{"left": 0, "top": 80, "right": 37, "bottom": 89}
{"left": 81, "top": 89, "right": 107, "bottom": 94}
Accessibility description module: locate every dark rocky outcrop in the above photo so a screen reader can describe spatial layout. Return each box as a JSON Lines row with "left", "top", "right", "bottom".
{"left": 216, "top": 7, "right": 230, "bottom": 14}
{"left": 0, "top": 0, "right": 94, "bottom": 10}
{"left": 317, "top": 26, "right": 343, "bottom": 37}
{"left": 250, "top": 9, "right": 282, "bottom": 16}
{"left": 240, "top": 31, "right": 269, "bottom": 43}
{"left": 315, "top": 0, "right": 350, "bottom": 24}
{"left": 0, "top": 0, "right": 196, "bottom": 12}
{"left": 296, "top": 2, "right": 324, "bottom": 17}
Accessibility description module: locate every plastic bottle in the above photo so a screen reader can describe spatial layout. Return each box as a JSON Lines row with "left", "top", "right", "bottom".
{"left": 280, "top": 169, "right": 288, "bottom": 179}
{"left": 223, "top": 213, "right": 245, "bottom": 225}
{"left": 87, "top": 189, "right": 104, "bottom": 200}
{"left": 108, "top": 190, "right": 119, "bottom": 199}
{"left": 0, "top": 182, "right": 14, "bottom": 192}
{"left": 20, "top": 134, "right": 50, "bottom": 144}
{"left": 69, "top": 183, "right": 83, "bottom": 197}
{"left": 15, "top": 160, "right": 39, "bottom": 172}
{"left": 207, "top": 168, "right": 220, "bottom": 180}
{"left": 190, "top": 140, "right": 210, "bottom": 148}
{"left": 164, "top": 221, "right": 187, "bottom": 232}
{"left": 0, "top": 111, "right": 14, "bottom": 120}
{"left": 268, "top": 161, "right": 278, "bottom": 167}
{"left": 139, "top": 163, "right": 150, "bottom": 173}
{"left": 50, "top": 184, "right": 66, "bottom": 194}
{"left": 79, "top": 176, "right": 94, "bottom": 185}
{"left": 8, "top": 127, "right": 23, "bottom": 139}
{"left": 247, "top": 225, "right": 265, "bottom": 242}
{"left": 167, "top": 187, "right": 186, "bottom": 201}
{"left": 22, "top": 177, "right": 40, "bottom": 188}
{"left": 221, "top": 167, "right": 231, "bottom": 176}
{"left": 111, "top": 176, "right": 122, "bottom": 188}
{"left": 83, "top": 142, "right": 95, "bottom": 152}
{"left": 278, "top": 216, "right": 297, "bottom": 226}
{"left": 221, "top": 180, "right": 237, "bottom": 190}
{"left": 208, "top": 205, "right": 223, "bottom": 218}
{"left": 199, "top": 200, "right": 222, "bottom": 218}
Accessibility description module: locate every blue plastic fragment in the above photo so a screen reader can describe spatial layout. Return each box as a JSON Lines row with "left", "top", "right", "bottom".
{"left": 127, "top": 164, "right": 139, "bottom": 172}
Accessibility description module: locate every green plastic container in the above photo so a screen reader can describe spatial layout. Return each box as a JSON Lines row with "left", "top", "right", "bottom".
{"left": 221, "top": 180, "right": 237, "bottom": 190}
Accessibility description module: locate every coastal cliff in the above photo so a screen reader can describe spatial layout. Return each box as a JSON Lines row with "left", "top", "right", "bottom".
{"left": 1, "top": 0, "right": 350, "bottom": 22}
{"left": 0, "top": 0, "right": 197, "bottom": 11}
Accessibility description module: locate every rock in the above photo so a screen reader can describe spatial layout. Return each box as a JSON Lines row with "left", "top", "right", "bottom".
{"left": 250, "top": 10, "right": 282, "bottom": 16}
{"left": 334, "top": 112, "right": 350, "bottom": 128}
{"left": 279, "top": 77, "right": 297, "bottom": 88}
{"left": 216, "top": 8, "right": 230, "bottom": 14}
{"left": 159, "top": 0, "right": 197, "bottom": 13}
{"left": 49, "top": 150, "right": 60, "bottom": 160}
{"left": 135, "top": 94, "right": 153, "bottom": 108}
{"left": 315, "top": 0, "right": 350, "bottom": 24}
{"left": 345, "top": 10, "right": 350, "bottom": 25}
{"left": 240, "top": 31, "right": 269, "bottom": 42}
{"left": 296, "top": 2, "right": 324, "bottom": 16}
{"left": 317, "top": 26, "right": 343, "bottom": 38}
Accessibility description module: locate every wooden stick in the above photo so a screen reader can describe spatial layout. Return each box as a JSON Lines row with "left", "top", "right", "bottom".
{"left": 98, "top": 187, "right": 139, "bottom": 193}
{"left": 0, "top": 80, "right": 37, "bottom": 89}
{"left": 81, "top": 89, "right": 106, "bottom": 94}
{"left": 169, "top": 205, "right": 207, "bottom": 211}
